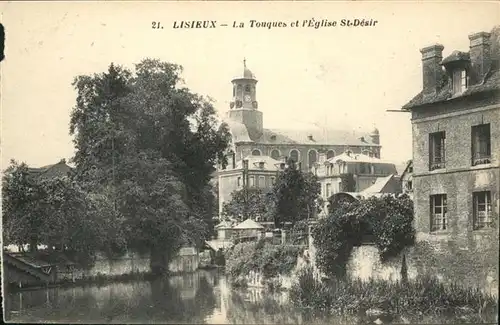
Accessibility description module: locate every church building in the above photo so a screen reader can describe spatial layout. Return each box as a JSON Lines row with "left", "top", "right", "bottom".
{"left": 217, "top": 60, "right": 382, "bottom": 218}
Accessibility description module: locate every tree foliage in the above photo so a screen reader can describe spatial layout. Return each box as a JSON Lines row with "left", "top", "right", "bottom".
{"left": 269, "top": 159, "right": 323, "bottom": 228}
{"left": 69, "top": 59, "right": 230, "bottom": 274}
{"left": 312, "top": 194, "right": 415, "bottom": 279}
{"left": 1, "top": 160, "right": 121, "bottom": 265}
{"left": 221, "top": 187, "right": 273, "bottom": 222}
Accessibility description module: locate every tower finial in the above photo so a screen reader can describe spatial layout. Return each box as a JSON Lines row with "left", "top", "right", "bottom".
{"left": 243, "top": 57, "right": 247, "bottom": 68}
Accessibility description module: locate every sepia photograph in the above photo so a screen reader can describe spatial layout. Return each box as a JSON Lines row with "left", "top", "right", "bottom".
{"left": 1, "top": 1, "right": 499, "bottom": 324}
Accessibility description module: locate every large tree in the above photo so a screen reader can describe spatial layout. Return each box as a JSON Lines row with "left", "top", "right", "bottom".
{"left": 69, "top": 59, "right": 230, "bottom": 275}
{"left": 270, "top": 159, "right": 322, "bottom": 228}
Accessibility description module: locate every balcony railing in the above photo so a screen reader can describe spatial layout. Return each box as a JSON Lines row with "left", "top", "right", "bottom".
{"left": 472, "top": 153, "right": 491, "bottom": 166}
{"left": 429, "top": 159, "right": 445, "bottom": 171}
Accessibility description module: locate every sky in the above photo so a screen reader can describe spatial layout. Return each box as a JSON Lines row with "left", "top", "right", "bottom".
{"left": 1, "top": 1, "right": 499, "bottom": 169}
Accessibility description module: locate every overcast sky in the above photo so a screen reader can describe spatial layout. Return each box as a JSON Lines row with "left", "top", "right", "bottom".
{"left": 1, "top": 1, "right": 499, "bottom": 169}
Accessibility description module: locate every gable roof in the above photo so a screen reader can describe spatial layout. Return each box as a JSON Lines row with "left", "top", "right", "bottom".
{"left": 28, "top": 160, "right": 73, "bottom": 179}
{"left": 233, "top": 218, "right": 264, "bottom": 230}
{"left": 400, "top": 160, "right": 413, "bottom": 179}
{"left": 361, "top": 174, "right": 402, "bottom": 194}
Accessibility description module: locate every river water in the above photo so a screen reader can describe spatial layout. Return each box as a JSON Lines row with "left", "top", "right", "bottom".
{"left": 3, "top": 270, "right": 496, "bottom": 324}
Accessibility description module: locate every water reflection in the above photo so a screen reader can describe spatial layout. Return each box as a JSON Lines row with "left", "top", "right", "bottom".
{"left": 4, "top": 270, "right": 497, "bottom": 324}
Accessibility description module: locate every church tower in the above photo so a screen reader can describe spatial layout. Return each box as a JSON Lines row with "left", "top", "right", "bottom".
{"left": 228, "top": 59, "right": 263, "bottom": 140}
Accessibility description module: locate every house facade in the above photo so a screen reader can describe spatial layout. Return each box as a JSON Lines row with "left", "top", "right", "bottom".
{"left": 313, "top": 151, "right": 399, "bottom": 213}
{"left": 401, "top": 26, "right": 500, "bottom": 294}
{"left": 217, "top": 155, "right": 283, "bottom": 218}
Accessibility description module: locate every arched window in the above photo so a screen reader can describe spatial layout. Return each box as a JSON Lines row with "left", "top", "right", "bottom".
{"left": 244, "top": 85, "right": 251, "bottom": 93}
{"left": 289, "top": 149, "right": 299, "bottom": 162}
{"left": 308, "top": 150, "right": 318, "bottom": 169}
{"left": 270, "top": 149, "right": 280, "bottom": 160}
{"left": 252, "top": 149, "right": 261, "bottom": 156}
{"left": 326, "top": 150, "right": 336, "bottom": 159}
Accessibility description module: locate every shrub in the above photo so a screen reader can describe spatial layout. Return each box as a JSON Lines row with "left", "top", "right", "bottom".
{"left": 226, "top": 240, "right": 304, "bottom": 285}
{"left": 313, "top": 195, "right": 415, "bottom": 279}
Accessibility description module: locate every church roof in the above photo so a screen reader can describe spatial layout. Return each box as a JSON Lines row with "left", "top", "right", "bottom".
{"left": 224, "top": 119, "right": 378, "bottom": 146}
{"left": 224, "top": 120, "right": 253, "bottom": 142}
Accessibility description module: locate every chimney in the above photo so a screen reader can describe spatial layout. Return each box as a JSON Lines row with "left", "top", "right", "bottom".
{"left": 468, "top": 31, "right": 491, "bottom": 85}
{"left": 420, "top": 44, "right": 445, "bottom": 96}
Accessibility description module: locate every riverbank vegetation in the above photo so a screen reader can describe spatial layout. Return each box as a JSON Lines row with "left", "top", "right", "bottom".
{"left": 226, "top": 240, "right": 305, "bottom": 289}
{"left": 290, "top": 266, "right": 498, "bottom": 323}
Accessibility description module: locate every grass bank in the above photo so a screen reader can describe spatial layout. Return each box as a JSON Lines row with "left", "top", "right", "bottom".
{"left": 290, "top": 266, "right": 498, "bottom": 323}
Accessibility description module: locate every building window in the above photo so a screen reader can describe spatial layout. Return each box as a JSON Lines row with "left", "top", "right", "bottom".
{"left": 237, "top": 177, "right": 241, "bottom": 187}
{"left": 252, "top": 149, "right": 261, "bottom": 156}
{"left": 244, "top": 85, "right": 251, "bottom": 93}
{"left": 289, "top": 149, "right": 299, "bottom": 163}
{"left": 271, "top": 176, "right": 276, "bottom": 185}
{"left": 452, "top": 69, "right": 468, "bottom": 94}
{"left": 429, "top": 131, "right": 446, "bottom": 170}
{"left": 430, "top": 194, "right": 447, "bottom": 232}
{"left": 326, "top": 150, "right": 336, "bottom": 159}
{"left": 473, "top": 191, "right": 493, "bottom": 229}
{"left": 308, "top": 150, "right": 318, "bottom": 169}
{"left": 359, "top": 163, "right": 369, "bottom": 174}
{"left": 325, "top": 183, "right": 331, "bottom": 199}
{"left": 270, "top": 149, "right": 280, "bottom": 160}
{"left": 406, "top": 181, "right": 413, "bottom": 191}
{"left": 249, "top": 176, "right": 255, "bottom": 187}
{"left": 471, "top": 124, "right": 491, "bottom": 166}
{"left": 258, "top": 176, "right": 266, "bottom": 188}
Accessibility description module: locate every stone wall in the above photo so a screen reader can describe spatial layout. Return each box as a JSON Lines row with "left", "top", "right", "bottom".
{"left": 58, "top": 250, "right": 200, "bottom": 280}
{"left": 346, "top": 238, "right": 499, "bottom": 297}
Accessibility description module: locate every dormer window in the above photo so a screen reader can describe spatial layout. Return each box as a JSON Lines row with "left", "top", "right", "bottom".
{"left": 258, "top": 162, "right": 265, "bottom": 169}
{"left": 442, "top": 50, "right": 470, "bottom": 96}
{"left": 452, "top": 69, "right": 468, "bottom": 94}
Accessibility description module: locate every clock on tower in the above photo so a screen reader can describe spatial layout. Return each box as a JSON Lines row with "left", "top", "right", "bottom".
{"left": 244, "top": 94, "right": 252, "bottom": 102}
